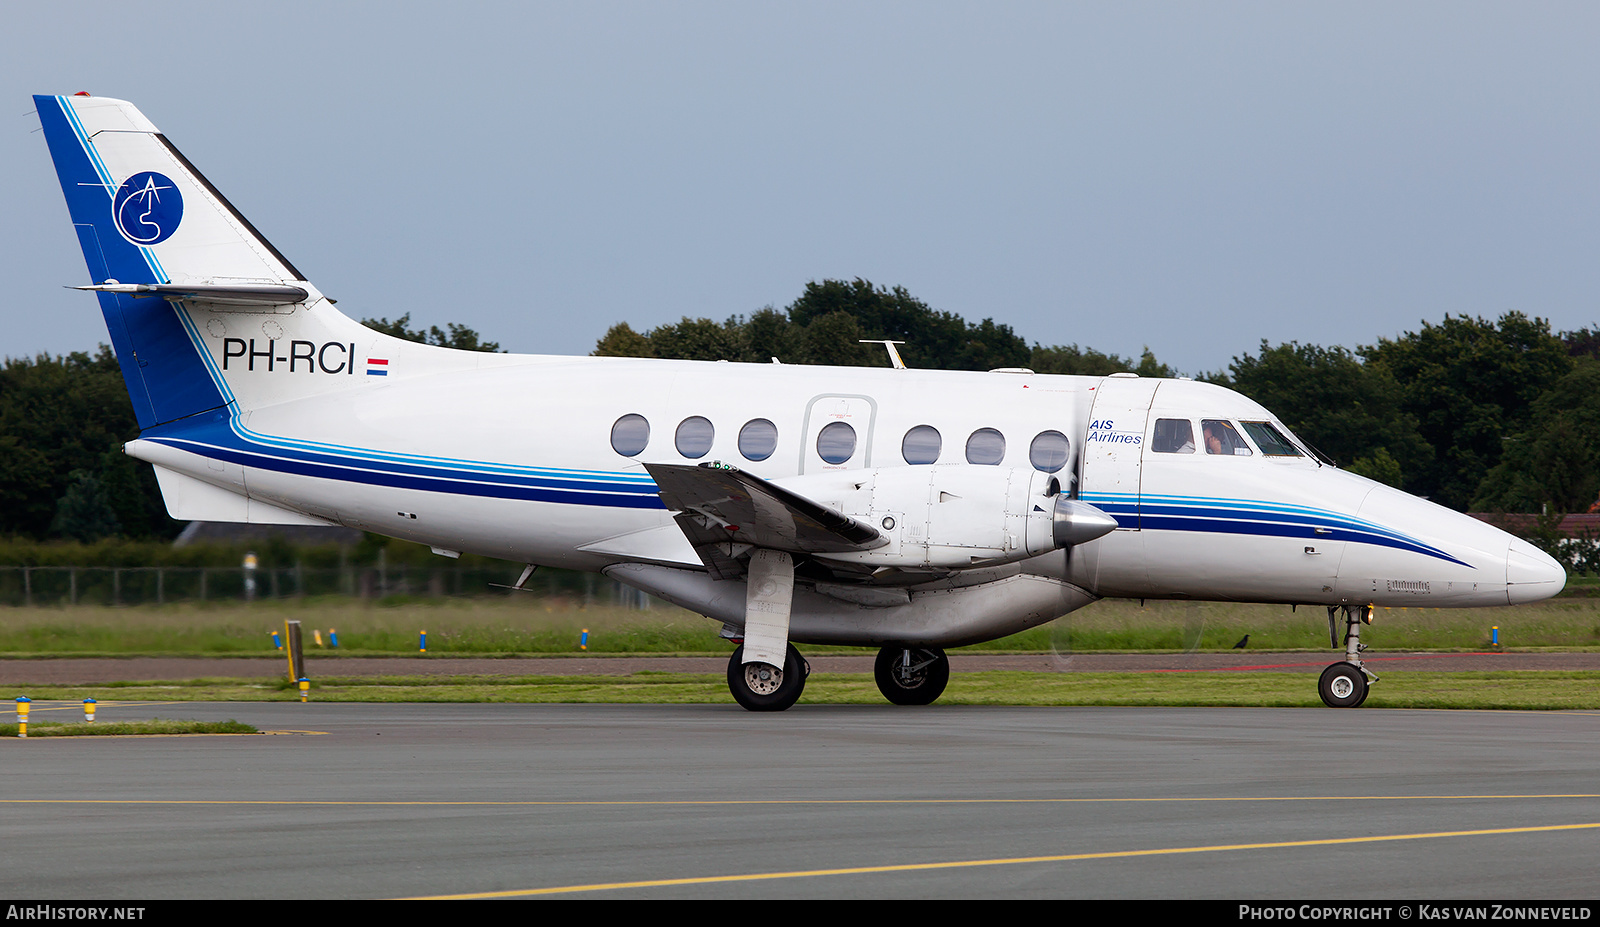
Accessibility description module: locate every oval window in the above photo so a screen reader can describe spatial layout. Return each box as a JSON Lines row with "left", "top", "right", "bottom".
{"left": 1029, "top": 430, "right": 1070, "bottom": 473}
{"left": 816, "top": 421, "right": 857, "bottom": 465}
{"left": 675, "top": 416, "right": 714, "bottom": 459}
{"left": 901, "top": 425, "right": 942, "bottom": 465}
{"left": 965, "top": 427, "right": 1006, "bottom": 465}
{"left": 738, "top": 418, "right": 779, "bottom": 461}
{"left": 610, "top": 414, "right": 650, "bottom": 457}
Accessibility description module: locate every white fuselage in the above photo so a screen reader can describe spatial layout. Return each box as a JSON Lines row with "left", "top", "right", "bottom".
{"left": 127, "top": 344, "right": 1566, "bottom": 647}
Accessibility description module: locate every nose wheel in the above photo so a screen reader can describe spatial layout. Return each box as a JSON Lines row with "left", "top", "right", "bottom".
{"left": 1320, "top": 605, "right": 1378, "bottom": 708}
{"left": 1318, "top": 662, "right": 1369, "bottom": 708}
{"left": 873, "top": 646, "right": 951, "bottom": 705}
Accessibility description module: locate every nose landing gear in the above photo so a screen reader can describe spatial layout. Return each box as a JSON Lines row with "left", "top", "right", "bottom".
{"left": 1321, "top": 604, "right": 1378, "bottom": 708}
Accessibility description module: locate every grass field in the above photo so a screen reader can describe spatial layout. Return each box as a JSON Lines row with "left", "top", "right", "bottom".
{"left": 1, "top": 594, "right": 1597, "bottom": 656}
{"left": 9, "top": 671, "right": 1599, "bottom": 711}
{"left": 0, "top": 718, "right": 256, "bottom": 737}
{"left": 3, "top": 595, "right": 1597, "bottom": 711}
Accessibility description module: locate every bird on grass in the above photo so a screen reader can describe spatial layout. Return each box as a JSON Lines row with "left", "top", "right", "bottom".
{"left": 1232, "top": 634, "right": 1249, "bottom": 649}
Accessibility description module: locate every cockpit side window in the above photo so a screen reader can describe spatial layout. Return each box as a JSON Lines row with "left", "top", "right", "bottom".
{"left": 1240, "top": 421, "right": 1303, "bottom": 457}
{"left": 1151, "top": 419, "right": 1196, "bottom": 454}
{"left": 1201, "top": 420, "right": 1253, "bottom": 456}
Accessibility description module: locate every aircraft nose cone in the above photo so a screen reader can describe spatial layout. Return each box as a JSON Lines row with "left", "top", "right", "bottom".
{"left": 1506, "top": 538, "right": 1566, "bottom": 605}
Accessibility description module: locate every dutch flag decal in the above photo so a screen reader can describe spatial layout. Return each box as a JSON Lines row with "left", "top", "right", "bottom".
{"left": 366, "top": 357, "right": 389, "bottom": 376}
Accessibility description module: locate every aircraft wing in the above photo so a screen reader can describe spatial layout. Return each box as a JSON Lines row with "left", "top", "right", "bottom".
{"left": 644, "top": 463, "right": 886, "bottom": 580}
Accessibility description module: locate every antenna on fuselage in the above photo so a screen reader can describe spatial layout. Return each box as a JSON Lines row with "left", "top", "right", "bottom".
{"left": 859, "top": 340, "right": 908, "bottom": 369}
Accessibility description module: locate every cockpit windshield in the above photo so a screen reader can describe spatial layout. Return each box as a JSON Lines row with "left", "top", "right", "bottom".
{"left": 1240, "top": 421, "right": 1302, "bottom": 457}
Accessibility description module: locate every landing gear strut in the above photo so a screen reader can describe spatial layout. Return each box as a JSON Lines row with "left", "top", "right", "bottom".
{"left": 727, "top": 643, "right": 808, "bottom": 712}
{"left": 1320, "top": 605, "right": 1377, "bottom": 708}
{"left": 873, "top": 646, "right": 950, "bottom": 705}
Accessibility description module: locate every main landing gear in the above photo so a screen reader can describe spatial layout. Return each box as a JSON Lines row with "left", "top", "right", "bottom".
{"left": 874, "top": 646, "right": 951, "bottom": 706}
{"left": 1320, "top": 604, "right": 1378, "bottom": 708}
{"left": 727, "top": 643, "right": 808, "bottom": 712}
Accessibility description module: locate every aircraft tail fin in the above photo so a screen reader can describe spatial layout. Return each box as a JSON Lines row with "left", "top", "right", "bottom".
{"left": 34, "top": 93, "right": 361, "bottom": 428}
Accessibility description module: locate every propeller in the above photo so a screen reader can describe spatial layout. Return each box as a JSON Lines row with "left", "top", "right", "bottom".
{"left": 1050, "top": 598, "right": 1208, "bottom": 671}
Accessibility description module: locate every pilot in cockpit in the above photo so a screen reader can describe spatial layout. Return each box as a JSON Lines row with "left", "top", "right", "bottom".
{"left": 1203, "top": 420, "right": 1252, "bottom": 456}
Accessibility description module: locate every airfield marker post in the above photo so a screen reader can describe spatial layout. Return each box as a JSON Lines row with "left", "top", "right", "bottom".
{"left": 298, "top": 678, "right": 309, "bottom": 703}
{"left": 580, "top": 628, "right": 588, "bottom": 651}
{"left": 419, "top": 630, "right": 426, "bottom": 653}
{"left": 83, "top": 699, "right": 95, "bottom": 723}
{"left": 16, "top": 697, "right": 29, "bottom": 738}
{"left": 285, "top": 621, "right": 304, "bottom": 683}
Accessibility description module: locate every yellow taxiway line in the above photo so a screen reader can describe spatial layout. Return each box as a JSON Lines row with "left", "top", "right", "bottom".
{"left": 410, "top": 821, "right": 1600, "bottom": 899}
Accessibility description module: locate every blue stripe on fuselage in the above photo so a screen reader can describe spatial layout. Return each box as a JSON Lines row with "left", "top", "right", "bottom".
{"left": 142, "top": 411, "right": 664, "bottom": 510}
{"left": 1081, "top": 491, "right": 1470, "bottom": 567}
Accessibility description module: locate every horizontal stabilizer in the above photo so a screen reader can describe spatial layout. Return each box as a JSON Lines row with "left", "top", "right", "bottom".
{"left": 645, "top": 463, "right": 885, "bottom": 577}
{"left": 72, "top": 282, "right": 309, "bottom": 307}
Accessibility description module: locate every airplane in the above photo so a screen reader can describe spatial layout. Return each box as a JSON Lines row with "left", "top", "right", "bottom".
{"left": 33, "top": 93, "right": 1568, "bottom": 711}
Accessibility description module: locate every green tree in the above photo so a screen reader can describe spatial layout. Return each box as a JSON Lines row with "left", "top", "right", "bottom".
{"left": 362, "top": 314, "right": 503, "bottom": 352}
{"left": 1362, "top": 312, "right": 1572, "bottom": 510}
{"left": 645, "top": 317, "right": 745, "bottom": 362}
{"left": 1563, "top": 325, "right": 1600, "bottom": 360}
{"left": 787, "top": 279, "right": 1029, "bottom": 369}
{"left": 592, "top": 322, "right": 656, "bottom": 358}
{"left": 0, "top": 347, "right": 173, "bottom": 540}
{"left": 49, "top": 469, "right": 121, "bottom": 543}
{"left": 739, "top": 307, "right": 801, "bottom": 364}
{"left": 1224, "top": 341, "right": 1430, "bottom": 486}
{"left": 1472, "top": 358, "right": 1600, "bottom": 513}
{"left": 592, "top": 279, "right": 1036, "bottom": 370}
{"left": 1027, "top": 343, "right": 1176, "bottom": 377}
{"left": 797, "top": 311, "right": 878, "bottom": 366}
{"left": 1028, "top": 344, "right": 1134, "bottom": 376}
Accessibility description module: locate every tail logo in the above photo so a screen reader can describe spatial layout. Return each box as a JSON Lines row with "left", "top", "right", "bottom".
{"left": 112, "top": 171, "right": 183, "bottom": 245}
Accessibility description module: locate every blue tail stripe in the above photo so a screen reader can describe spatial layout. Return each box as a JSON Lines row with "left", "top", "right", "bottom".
{"left": 37, "top": 95, "right": 226, "bottom": 428}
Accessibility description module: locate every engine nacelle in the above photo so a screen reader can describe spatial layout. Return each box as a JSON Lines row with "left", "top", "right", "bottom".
{"left": 770, "top": 465, "right": 1116, "bottom": 573}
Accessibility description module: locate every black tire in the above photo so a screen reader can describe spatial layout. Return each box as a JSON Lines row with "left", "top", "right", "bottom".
{"left": 874, "top": 646, "right": 950, "bottom": 706}
{"left": 727, "top": 643, "right": 807, "bottom": 712}
{"left": 1318, "top": 662, "right": 1368, "bottom": 708}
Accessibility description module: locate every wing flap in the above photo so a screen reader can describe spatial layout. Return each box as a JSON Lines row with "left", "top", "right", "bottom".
{"left": 644, "top": 463, "right": 885, "bottom": 578}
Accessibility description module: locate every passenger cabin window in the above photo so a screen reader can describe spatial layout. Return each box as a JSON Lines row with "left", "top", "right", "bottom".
{"left": 816, "top": 421, "right": 857, "bottom": 465}
{"left": 1240, "top": 421, "right": 1303, "bottom": 457}
{"left": 1202, "top": 420, "right": 1252, "bottom": 456}
{"left": 610, "top": 413, "right": 650, "bottom": 457}
{"left": 966, "top": 428, "right": 1006, "bottom": 465}
{"left": 902, "top": 425, "right": 942, "bottom": 465}
{"left": 738, "top": 418, "right": 778, "bottom": 461}
{"left": 675, "top": 416, "right": 714, "bottom": 459}
{"left": 1029, "top": 431, "right": 1070, "bottom": 473}
{"left": 1151, "top": 419, "right": 1195, "bottom": 454}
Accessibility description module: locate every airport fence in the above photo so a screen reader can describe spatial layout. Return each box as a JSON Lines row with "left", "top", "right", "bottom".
{"left": 0, "top": 563, "right": 656, "bottom": 609}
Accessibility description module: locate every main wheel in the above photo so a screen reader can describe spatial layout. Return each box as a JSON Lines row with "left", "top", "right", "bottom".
{"left": 1318, "top": 662, "right": 1368, "bottom": 708}
{"left": 727, "top": 643, "right": 807, "bottom": 712}
{"left": 874, "top": 646, "right": 950, "bottom": 706}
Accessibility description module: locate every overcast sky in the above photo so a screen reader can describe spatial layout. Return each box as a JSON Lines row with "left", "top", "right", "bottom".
{"left": 5, "top": 1, "right": 1596, "bottom": 375}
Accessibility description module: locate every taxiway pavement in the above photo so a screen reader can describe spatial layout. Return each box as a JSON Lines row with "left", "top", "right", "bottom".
{"left": 3, "top": 702, "right": 1597, "bottom": 899}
